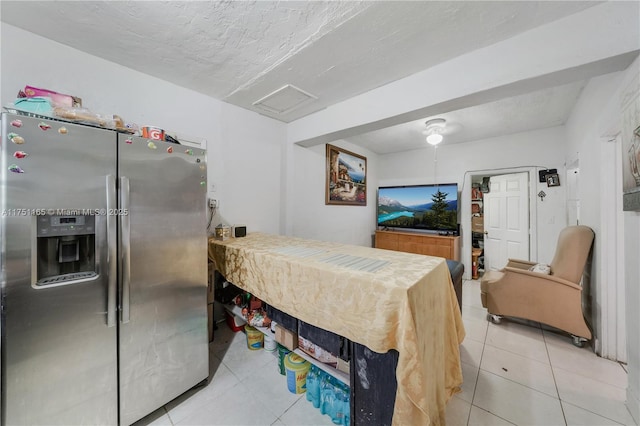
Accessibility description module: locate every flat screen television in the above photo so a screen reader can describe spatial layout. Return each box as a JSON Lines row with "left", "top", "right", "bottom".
{"left": 377, "top": 183, "right": 459, "bottom": 233}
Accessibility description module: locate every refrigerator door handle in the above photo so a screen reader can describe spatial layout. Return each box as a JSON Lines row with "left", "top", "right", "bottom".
{"left": 120, "top": 176, "right": 131, "bottom": 324}
{"left": 106, "top": 174, "right": 117, "bottom": 328}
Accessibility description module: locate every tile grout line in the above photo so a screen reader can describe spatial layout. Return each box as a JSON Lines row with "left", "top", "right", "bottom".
{"left": 469, "top": 404, "right": 518, "bottom": 426}
{"left": 547, "top": 345, "right": 631, "bottom": 426}
{"left": 561, "top": 401, "right": 628, "bottom": 426}
{"left": 541, "top": 330, "right": 630, "bottom": 390}
{"left": 476, "top": 358, "right": 628, "bottom": 426}
{"left": 542, "top": 330, "right": 568, "bottom": 426}
{"left": 466, "top": 323, "right": 489, "bottom": 425}
{"left": 162, "top": 405, "right": 175, "bottom": 426}
{"left": 467, "top": 282, "right": 556, "bottom": 425}
{"left": 549, "top": 363, "right": 630, "bottom": 391}
{"left": 483, "top": 323, "right": 560, "bottom": 399}
{"left": 467, "top": 314, "right": 524, "bottom": 426}
{"left": 461, "top": 277, "right": 484, "bottom": 424}
{"left": 482, "top": 329, "right": 551, "bottom": 365}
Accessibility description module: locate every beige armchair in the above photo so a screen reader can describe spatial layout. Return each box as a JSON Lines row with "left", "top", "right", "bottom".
{"left": 480, "top": 225, "right": 595, "bottom": 347}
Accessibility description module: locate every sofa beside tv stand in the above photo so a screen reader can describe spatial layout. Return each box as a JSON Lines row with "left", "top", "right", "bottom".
{"left": 374, "top": 230, "right": 460, "bottom": 261}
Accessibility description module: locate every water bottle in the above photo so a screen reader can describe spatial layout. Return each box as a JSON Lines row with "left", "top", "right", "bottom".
{"left": 332, "top": 384, "right": 346, "bottom": 425}
{"left": 306, "top": 366, "right": 321, "bottom": 408}
{"left": 341, "top": 383, "right": 351, "bottom": 426}
{"left": 320, "top": 374, "right": 336, "bottom": 417}
{"left": 305, "top": 366, "right": 314, "bottom": 402}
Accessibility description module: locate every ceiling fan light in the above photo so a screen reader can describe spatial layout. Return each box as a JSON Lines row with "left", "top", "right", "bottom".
{"left": 424, "top": 118, "right": 446, "bottom": 145}
{"left": 426, "top": 133, "right": 443, "bottom": 145}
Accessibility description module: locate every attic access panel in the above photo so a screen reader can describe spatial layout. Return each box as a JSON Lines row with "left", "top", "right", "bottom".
{"left": 252, "top": 84, "right": 317, "bottom": 115}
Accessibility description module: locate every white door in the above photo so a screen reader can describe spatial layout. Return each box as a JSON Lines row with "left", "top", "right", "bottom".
{"left": 484, "top": 172, "right": 530, "bottom": 271}
{"left": 566, "top": 159, "right": 580, "bottom": 225}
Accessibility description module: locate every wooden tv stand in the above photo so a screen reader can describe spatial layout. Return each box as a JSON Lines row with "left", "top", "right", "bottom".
{"left": 375, "top": 230, "right": 460, "bottom": 261}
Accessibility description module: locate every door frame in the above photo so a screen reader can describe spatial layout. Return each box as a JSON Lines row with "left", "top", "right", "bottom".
{"left": 598, "top": 134, "right": 626, "bottom": 361}
{"left": 462, "top": 167, "right": 538, "bottom": 280}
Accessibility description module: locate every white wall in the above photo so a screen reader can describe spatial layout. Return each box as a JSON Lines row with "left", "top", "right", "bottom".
{"left": 1, "top": 24, "right": 284, "bottom": 234}
{"left": 565, "top": 59, "right": 640, "bottom": 421}
{"left": 565, "top": 71, "right": 624, "bottom": 359}
{"left": 378, "top": 126, "right": 567, "bottom": 273}
{"left": 216, "top": 102, "right": 285, "bottom": 232}
{"left": 290, "top": 140, "right": 378, "bottom": 247}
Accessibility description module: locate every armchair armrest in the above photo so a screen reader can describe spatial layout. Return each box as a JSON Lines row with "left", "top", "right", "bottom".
{"left": 505, "top": 258, "right": 537, "bottom": 270}
{"left": 502, "top": 267, "right": 582, "bottom": 291}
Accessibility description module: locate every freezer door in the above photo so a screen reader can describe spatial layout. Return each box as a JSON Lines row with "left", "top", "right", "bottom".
{"left": 1, "top": 113, "right": 118, "bottom": 425}
{"left": 117, "top": 135, "right": 208, "bottom": 425}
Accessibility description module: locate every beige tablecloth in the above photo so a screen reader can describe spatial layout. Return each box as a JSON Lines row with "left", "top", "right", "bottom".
{"left": 208, "top": 233, "right": 464, "bottom": 425}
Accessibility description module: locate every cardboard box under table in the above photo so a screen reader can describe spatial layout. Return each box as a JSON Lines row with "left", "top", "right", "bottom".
{"left": 274, "top": 324, "right": 298, "bottom": 351}
{"left": 208, "top": 233, "right": 464, "bottom": 426}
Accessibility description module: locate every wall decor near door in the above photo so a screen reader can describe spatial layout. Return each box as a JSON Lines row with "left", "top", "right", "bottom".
{"left": 546, "top": 173, "right": 561, "bottom": 187}
{"left": 621, "top": 72, "right": 639, "bottom": 211}
{"left": 326, "top": 144, "right": 367, "bottom": 206}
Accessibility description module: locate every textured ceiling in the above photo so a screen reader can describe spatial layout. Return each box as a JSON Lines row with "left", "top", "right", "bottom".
{"left": 344, "top": 81, "right": 588, "bottom": 154}
{"left": 1, "top": 0, "right": 370, "bottom": 118}
{"left": 1, "top": 1, "right": 598, "bottom": 124}
{"left": 2, "top": 1, "right": 628, "bottom": 155}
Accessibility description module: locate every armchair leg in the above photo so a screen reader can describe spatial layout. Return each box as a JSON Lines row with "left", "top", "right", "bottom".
{"left": 487, "top": 314, "right": 502, "bottom": 324}
{"left": 572, "top": 335, "right": 588, "bottom": 348}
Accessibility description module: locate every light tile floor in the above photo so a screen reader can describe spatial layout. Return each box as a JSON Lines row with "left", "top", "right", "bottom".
{"left": 135, "top": 279, "right": 635, "bottom": 426}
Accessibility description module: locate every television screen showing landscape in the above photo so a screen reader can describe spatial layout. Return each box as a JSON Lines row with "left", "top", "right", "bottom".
{"left": 377, "top": 184, "right": 458, "bottom": 231}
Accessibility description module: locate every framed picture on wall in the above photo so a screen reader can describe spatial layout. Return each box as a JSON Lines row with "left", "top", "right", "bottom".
{"left": 326, "top": 144, "right": 367, "bottom": 206}
{"left": 546, "top": 173, "right": 560, "bottom": 187}
{"left": 623, "top": 124, "right": 640, "bottom": 210}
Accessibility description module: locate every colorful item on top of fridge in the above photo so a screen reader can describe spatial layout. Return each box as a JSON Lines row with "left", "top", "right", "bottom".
{"left": 141, "top": 126, "right": 165, "bottom": 141}
{"left": 13, "top": 97, "right": 53, "bottom": 115}
{"left": 50, "top": 107, "right": 135, "bottom": 133}
{"left": 9, "top": 86, "right": 138, "bottom": 133}
{"left": 124, "top": 122, "right": 140, "bottom": 133}
{"left": 13, "top": 151, "right": 28, "bottom": 159}
{"left": 23, "top": 85, "right": 81, "bottom": 108}
{"left": 53, "top": 106, "right": 107, "bottom": 127}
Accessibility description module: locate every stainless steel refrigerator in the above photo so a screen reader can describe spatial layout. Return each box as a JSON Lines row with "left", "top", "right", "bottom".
{"left": 0, "top": 112, "right": 209, "bottom": 425}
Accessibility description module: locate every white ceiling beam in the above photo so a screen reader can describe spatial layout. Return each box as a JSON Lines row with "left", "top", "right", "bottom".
{"left": 287, "top": 2, "right": 640, "bottom": 147}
